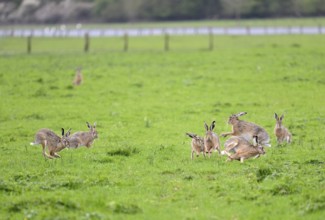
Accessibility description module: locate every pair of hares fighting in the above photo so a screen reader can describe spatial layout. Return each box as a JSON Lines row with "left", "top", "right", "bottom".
{"left": 30, "top": 122, "right": 98, "bottom": 159}
{"left": 187, "top": 112, "right": 291, "bottom": 163}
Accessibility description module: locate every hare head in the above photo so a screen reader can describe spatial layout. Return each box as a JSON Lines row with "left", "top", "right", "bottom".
{"left": 86, "top": 122, "right": 98, "bottom": 139}
{"left": 204, "top": 121, "right": 215, "bottom": 137}
{"left": 252, "top": 135, "right": 265, "bottom": 155}
{"left": 274, "top": 113, "right": 284, "bottom": 126}
{"left": 228, "top": 112, "right": 247, "bottom": 125}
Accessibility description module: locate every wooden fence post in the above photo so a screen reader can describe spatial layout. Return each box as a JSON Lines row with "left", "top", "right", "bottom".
{"left": 27, "top": 35, "right": 32, "bottom": 54}
{"left": 208, "top": 28, "right": 213, "bottom": 51}
{"left": 123, "top": 33, "right": 128, "bottom": 52}
{"left": 164, "top": 33, "right": 169, "bottom": 51}
{"left": 84, "top": 32, "right": 89, "bottom": 52}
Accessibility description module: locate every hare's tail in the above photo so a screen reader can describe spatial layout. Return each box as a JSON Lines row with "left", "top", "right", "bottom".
{"left": 30, "top": 142, "right": 37, "bottom": 146}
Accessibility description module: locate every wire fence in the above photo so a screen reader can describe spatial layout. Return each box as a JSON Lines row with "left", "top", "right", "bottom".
{"left": 1, "top": 26, "right": 324, "bottom": 54}
{"left": 0, "top": 26, "right": 324, "bottom": 37}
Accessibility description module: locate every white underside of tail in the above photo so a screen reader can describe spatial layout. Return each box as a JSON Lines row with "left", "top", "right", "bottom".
{"left": 30, "top": 142, "right": 37, "bottom": 146}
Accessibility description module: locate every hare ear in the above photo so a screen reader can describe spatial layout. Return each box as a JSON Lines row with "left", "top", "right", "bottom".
{"left": 204, "top": 122, "right": 209, "bottom": 131}
{"left": 237, "top": 112, "right": 247, "bottom": 117}
{"left": 280, "top": 114, "right": 284, "bottom": 120}
{"left": 66, "top": 128, "right": 71, "bottom": 136}
{"left": 61, "top": 128, "right": 65, "bottom": 136}
{"left": 93, "top": 122, "right": 97, "bottom": 128}
{"left": 274, "top": 113, "right": 278, "bottom": 120}
{"left": 210, "top": 121, "right": 215, "bottom": 131}
{"left": 86, "top": 122, "right": 91, "bottom": 128}
{"left": 252, "top": 136, "right": 258, "bottom": 146}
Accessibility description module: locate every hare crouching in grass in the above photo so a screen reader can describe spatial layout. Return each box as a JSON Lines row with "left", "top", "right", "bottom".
{"left": 186, "top": 133, "right": 205, "bottom": 160}
{"left": 274, "top": 113, "right": 292, "bottom": 144}
{"left": 221, "top": 112, "right": 271, "bottom": 147}
{"left": 221, "top": 136, "right": 248, "bottom": 157}
{"left": 30, "top": 128, "right": 71, "bottom": 159}
{"left": 67, "top": 122, "right": 98, "bottom": 148}
{"left": 204, "top": 121, "right": 221, "bottom": 157}
{"left": 73, "top": 68, "right": 83, "bottom": 86}
{"left": 227, "top": 136, "right": 265, "bottom": 163}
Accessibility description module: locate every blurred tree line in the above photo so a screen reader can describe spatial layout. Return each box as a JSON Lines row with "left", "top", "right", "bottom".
{"left": 92, "top": 0, "right": 325, "bottom": 22}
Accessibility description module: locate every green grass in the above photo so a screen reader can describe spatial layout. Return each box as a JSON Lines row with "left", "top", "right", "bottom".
{"left": 0, "top": 34, "right": 324, "bottom": 219}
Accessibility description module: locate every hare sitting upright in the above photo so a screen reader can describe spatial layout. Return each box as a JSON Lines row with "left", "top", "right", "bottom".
{"left": 204, "top": 121, "right": 221, "bottom": 157}
{"left": 67, "top": 122, "right": 98, "bottom": 148}
{"left": 30, "top": 128, "right": 71, "bottom": 159}
{"left": 274, "top": 113, "right": 292, "bottom": 144}
{"left": 186, "top": 133, "right": 205, "bottom": 160}
{"left": 221, "top": 112, "right": 271, "bottom": 147}
{"left": 227, "top": 136, "right": 265, "bottom": 163}
{"left": 73, "top": 68, "right": 83, "bottom": 86}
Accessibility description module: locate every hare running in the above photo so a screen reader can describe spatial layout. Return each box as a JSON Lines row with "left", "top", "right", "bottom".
{"left": 274, "top": 113, "right": 292, "bottom": 144}
{"left": 204, "top": 121, "right": 221, "bottom": 157}
{"left": 221, "top": 112, "right": 271, "bottom": 147}
{"left": 186, "top": 133, "right": 205, "bottom": 160}
{"left": 30, "top": 128, "right": 71, "bottom": 159}
{"left": 73, "top": 68, "right": 83, "bottom": 86}
{"left": 67, "top": 122, "right": 98, "bottom": 148}
{"left": 227, "top": 136, "right": 265, "bottom": 163}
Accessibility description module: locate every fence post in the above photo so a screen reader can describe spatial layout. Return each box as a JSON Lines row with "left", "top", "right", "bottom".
{"left": 27, "top": 35, "right": 32, "bottom": 54}
{"left": 84, "top": 32, "right": 89, "bottom": 53}
{"left": 246, "top": 26, "right": 251, "bottom": 35}
{"left": 164, "top": 33, "right": 169, "bottom": 51}
{"left": 208, "top": 28, "right": 213, "bottom": 51}
{"left": 123, "top": 33, "right": 128, "bottom": 52}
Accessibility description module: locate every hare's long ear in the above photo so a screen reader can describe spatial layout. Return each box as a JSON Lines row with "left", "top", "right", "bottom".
{"left": 210, "top": 121, "right": 216, "bottom": 131}
{"left": 280, "top": 114, "right": 284, "bottom": 121}
{"left": 204, "top": 122, "right": 209, "bottom": 131}
{"left": 274, "top": 113, "right": 278, "bottom": 120}
{"left": 186, "top": 133, "right": 195, "bottom": 138}
{"left": 86, "top": 122, "right": 91, "bottom": 129}
{"left": 252, "top": 136, "right": 258, "bottom": 147}
{"left": 61, "top": 128, "right": 65, "bottom": 136}
{"left": 93, "top": 122, "right": 97, "bottom": 128}
{"left": 66, "top": 128, "right": 71, "bottom": 136}
{"left": 236, "top": 112, "right": 247, "bottom": 117}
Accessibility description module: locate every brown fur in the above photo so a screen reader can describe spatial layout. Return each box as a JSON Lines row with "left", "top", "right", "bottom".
{"left": 204, "top": 121, "right": 221, "bottom": 157}
{"left": 186, "top": 133, "right": 205, "bottom": 160}
{"left": 31, "top": 128, "right": 71, "bottom": 159}
{"left": 73, "top": 68, "right": 83, "bottom": 86}
{"left": 274, "top": 113, "right": 292, "bottom": 144}
{"left": 227, "top": 136, "right": 265, "bottom": 163}
{"left": 67, "top": 122, "right": 98, "bottom": 148}
{"left": 221, "top": 112, "right": 271, "bottom": 147}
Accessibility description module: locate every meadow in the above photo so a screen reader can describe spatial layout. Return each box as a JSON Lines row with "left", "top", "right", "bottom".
{"left": 0, "top": 33, "right": 324, "bottom": 219}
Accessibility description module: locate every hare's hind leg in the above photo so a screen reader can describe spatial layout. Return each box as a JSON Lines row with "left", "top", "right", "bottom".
{"left": 41, "top": 141, "right": 53, "bottom": 159}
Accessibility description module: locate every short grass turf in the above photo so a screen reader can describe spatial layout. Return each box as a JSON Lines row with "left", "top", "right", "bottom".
{"left": 0, "top": 35, "right": 324, "bottom": 219}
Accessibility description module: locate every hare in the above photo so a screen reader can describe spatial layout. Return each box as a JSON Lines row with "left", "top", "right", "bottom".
{"left": 221, "top": 112, "right": 271, "bottom": 147}
{"left": 221, "top": 136, "right": 247, "bottom": 156}
{"left": 67, "top": 122, "right": 98, "bottom": 148}
{"left": 204, "top": 121, "right": 221, "bottom": 157}
{"left": 30, "top": 128, "right": 71, "bottom": 159}
{"left": 227, "top": 136, "right": 265, "bottom": 163}
{"left": 73, "top": 68, "right": 83, "bottom": 86}
{"left": 186, "top": 133, "right": 205, "bottom": 160}
{"left": 274, "top": 113, "right": 292, "bottom": 144}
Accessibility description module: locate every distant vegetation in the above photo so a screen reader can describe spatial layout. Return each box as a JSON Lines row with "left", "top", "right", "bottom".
{"left": 1, "top": 0, "right": 325, "bottom": 24}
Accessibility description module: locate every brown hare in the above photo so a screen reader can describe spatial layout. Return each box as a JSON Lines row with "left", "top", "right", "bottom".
{"left": 274, "top": 113, "right": 292, "bottom": 144}
{"left": 30, "top": 128, "right": 71, "bottom": 159}
{"left": 227, "top": 136, "right": 265, "bottom": 163}
{"left": 73, "top": 68, "right": 83, "bottom": 86}
{"left": 221, "top": 136, "right": 248, "bottom": 157}
{"left": 67, "top": 122, "right": 98, "bottom": 148}
{"left": 221, "top": 112, "right": 271, "bottom": 147}
{"left": 204, "top": 121, "right": 221, "bottom": 157}
{"left": 186, "top": 133, "right": 205, "bottom": 160}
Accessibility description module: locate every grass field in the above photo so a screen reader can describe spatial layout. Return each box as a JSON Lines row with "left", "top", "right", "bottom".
{"left": 0, "top": 34, "right": 324, "bottom": 219}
